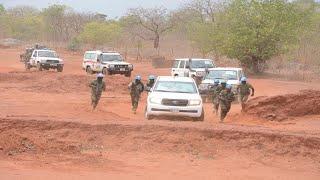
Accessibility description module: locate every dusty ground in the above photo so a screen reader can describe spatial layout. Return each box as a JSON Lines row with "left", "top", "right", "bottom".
{"left": 0, "top": 48, "right": 320, "bottom": 179}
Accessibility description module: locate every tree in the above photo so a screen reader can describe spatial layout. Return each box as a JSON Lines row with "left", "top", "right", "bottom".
{"left": 4, "top": 6, "right": 42, "bottom": 40}
{"left": 175, "top": 0, "right": 226, "bottom": 57}
{"left": 78, "top": 21, "right": 121, "bottom": 48}
{"left": 215, "top": 0, "right": 312, "bottom": 73}
{"left": 0, "top": 4, "right": 5, "bottom": 14}
{"left": 42, "top": 4, "right": 69, "bottom": 41}
{"left": 124, "top": 7, "right": 175, "bottom": 49}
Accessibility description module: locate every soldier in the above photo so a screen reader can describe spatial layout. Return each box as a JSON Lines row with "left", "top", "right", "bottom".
{"left": 219, "top": 84, "right": 235, "bottom": 122}
{"left": 237, "top": 77, "right": 254, "bottom": 111}
{"left": 145, "top": 75, "right": 156, "bottom": 91}
{"left": 128, "top": 75, "right": 144, "bottom": 114}
{"left": 209, "top": 79, "right": 223, "bottom": 115}
{"left": 89, "top": 73, "right": 106, "bottom": 110}
{"left": 94, "top": 54, "right": 104, "bottom": 73}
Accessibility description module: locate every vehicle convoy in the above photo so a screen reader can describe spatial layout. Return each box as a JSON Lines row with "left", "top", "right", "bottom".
{"left": 82, "top": 51, "right": 133, "bottom": 77}
{"left": 24, "top": 48, "right": 64, "bottom": 72}
{"left": 198, "top": 67, "right": 245, "bottom": 102}
{"left": 171, "top": 58, "right": 216, "bottom": 85}
{"left": 145, "top": 76, "right": 204, "bottom": 121}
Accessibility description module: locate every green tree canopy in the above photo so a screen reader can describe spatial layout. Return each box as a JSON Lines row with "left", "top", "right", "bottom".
{"left": 215, "top": 0, "right": 313, "bottom": 73}
{"left": 78, "top": 21, "right": 122, "bottom": 48}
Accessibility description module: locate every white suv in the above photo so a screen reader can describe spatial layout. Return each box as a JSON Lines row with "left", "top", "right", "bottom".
{"left": 171, "top": 58, "right": 215, "bottom": 78}
{"left": 82, "top": 50, "right": 133, "bottom": 77}
{"left": 145, "top": 76, "right": 204, "bottom": 121}
{"left": 26, "top": 49, "right": 64, "bottom": 72}
{"left": 198, "top": 67, "right": 245, "bottom": 101}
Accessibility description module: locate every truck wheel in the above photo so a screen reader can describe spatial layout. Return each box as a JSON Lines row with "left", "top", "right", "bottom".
{"left": 194, "top": 108, "right": 204, "bottom": 121}
{"left": 125, "top": 71, "right": 131, "bottom": 77}
{"left": 37, "top": 63, "right": 42, "bottom": 71}
{"left": 57, "top": 66, "right": 63, "bottom": 72}
{"left": 86, "top": 66, "right": 93, "bottom": 74}
{"left": 102, "top": 68, "right": 107, "bottom": 75}
{"left": 25, "top": 63, "right": 30, "bottom": 71}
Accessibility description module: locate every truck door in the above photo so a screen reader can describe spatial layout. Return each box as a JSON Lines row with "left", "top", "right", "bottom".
{"left": 31, "top": 51, "right": 37, "bottom": 65}
{"left": 178, "top": 60, "right": 186, "bottom": 77}
{"left": 171, "top": 60, "right": 180, "bottom": 76}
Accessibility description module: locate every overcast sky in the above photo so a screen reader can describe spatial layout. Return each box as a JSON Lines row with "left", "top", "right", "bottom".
{"left": 1, "top": 0, "right": 187, "bottom": 18}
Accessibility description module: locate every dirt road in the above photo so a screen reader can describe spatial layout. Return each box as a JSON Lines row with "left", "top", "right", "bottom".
{"left": 0, "top": 48, "right": 320, "bottom": 179}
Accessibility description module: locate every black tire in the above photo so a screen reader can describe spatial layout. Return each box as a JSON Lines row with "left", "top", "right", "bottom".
{"left": 86, "top": 66, "right": 93, "bottom": 74}
{"left": 57, "top": 66, "right": 63, "bottom": 72}
{"left": 194, "top": 108, "right": 204, "bottom": 121}
{"left": 36, "top": 63, "right": 42, "bottom": 71}
{"left": 125, "top": 71, "right": 131, "bottom": 77}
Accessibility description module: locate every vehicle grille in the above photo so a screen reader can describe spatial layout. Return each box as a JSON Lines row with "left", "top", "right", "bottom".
{"left": 115, "top": 65, "right": 128, "bottom": 69}
{"left": 46, "top": 60, "right": 59, "bottom": 64}
{"left": 161, "top": 99, "right": 189, "bottom": 106}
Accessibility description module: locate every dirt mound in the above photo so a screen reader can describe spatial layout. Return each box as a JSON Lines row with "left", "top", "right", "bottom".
{"left": 1, "top": 118, "right": 320, "bottom": 162}
{"left": 0, "top": 71, "right": 130, "bottom": 94}
{"left": 244, "top": 90, "right": 320, "bottom": 121}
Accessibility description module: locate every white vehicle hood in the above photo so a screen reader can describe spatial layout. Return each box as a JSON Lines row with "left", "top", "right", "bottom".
{"left": 202, "top": 79, "right": 240, "bottom": 85}
{"left": 149, "top": 92, "right": 201, "bottom": 100}
{"left": 38, "top": 57, "right": 63, "bottom": 62}
{"left": 103, "top": 61, "right": 131, "bottom": 65}
{"left": 191, "top": 68, "right": 215, "bottom": 72}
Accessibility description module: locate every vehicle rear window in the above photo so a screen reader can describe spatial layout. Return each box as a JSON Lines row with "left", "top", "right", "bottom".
{"left": 85, "top": 53, "right": 96, "bottom": 60}
{"left": 154, "top": 81, "right": 197, "bottom": 94}
{"left": 172, "top": 60, "right": 179, "bottom": 68}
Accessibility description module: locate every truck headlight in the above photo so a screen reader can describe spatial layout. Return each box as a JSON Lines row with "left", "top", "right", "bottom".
{"left": 128, "top": 64, "right": 133, "bottom": 69}
{"left": 149, "top": 97, "right": 162, "bottom": 104}
{"left": 189, "top": 99, "right": 201, "bottom": 106}
{"left": 109, "top": 65, "right": 115, "bottom": 69}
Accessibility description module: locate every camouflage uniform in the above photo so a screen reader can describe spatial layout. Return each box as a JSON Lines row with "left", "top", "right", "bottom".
{"left": 128, "top": 81, "right": 144, "bottom": 113}
{"left": 145, "top": 80, "right": 155, "bottom": 91}
{"left": 219, "top": 89, "right": 235, "bottom": 122}
{"left": 209, "top": 84, "right": 223, "bottom": 114}
{"left": 237, "top": 83, "right": 254, "bottom": 110}
{"left": 89, "top": 79, "right": 106, "bottom": 109}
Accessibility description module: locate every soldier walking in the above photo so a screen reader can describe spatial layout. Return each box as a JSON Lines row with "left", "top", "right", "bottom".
{"left": 237, "top": 77, "right": 254, "bottom": 111}
{"left": 219, "top": 84, "right": 235, "bottom": 122}
{"left": 128, "top": 75, "right": 144, "bottom": 114}
{"left": 145, "top": 75, "right": 156, "bottom": 91}
{"left": 89, "top": 73, "right": 106, "bottom": 110}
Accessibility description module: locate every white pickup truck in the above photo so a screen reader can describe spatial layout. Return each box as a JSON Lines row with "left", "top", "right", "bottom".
{"left": 25, "top": 49, "right": 64, "bottom": 72}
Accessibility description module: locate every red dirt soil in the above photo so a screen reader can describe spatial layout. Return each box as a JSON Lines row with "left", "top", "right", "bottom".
{"left": 245, "top": 90, "right": 320, "bottom": 121}
{"left": 0, "top": 48, "right": 320, "bottom": 179}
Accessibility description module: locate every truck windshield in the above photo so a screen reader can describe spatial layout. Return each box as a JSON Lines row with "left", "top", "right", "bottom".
{"left": 154, "top": 81, "right": 197, "bottom": 94}
{"left": 205, "top": 70, "right": 238, "bottom": 80}
{"left": 102, "top": 54, "right": 123, "bottom": 62}
{"left": 190, "top": 60, "right": 214, "bottom": 69}
{"left": 38, "top": 51, "right": 58, "bottom": 58}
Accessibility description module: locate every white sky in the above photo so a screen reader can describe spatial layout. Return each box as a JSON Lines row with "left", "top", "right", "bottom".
{"left": 1, "top": 0, "right": 188, "bottom": 18}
